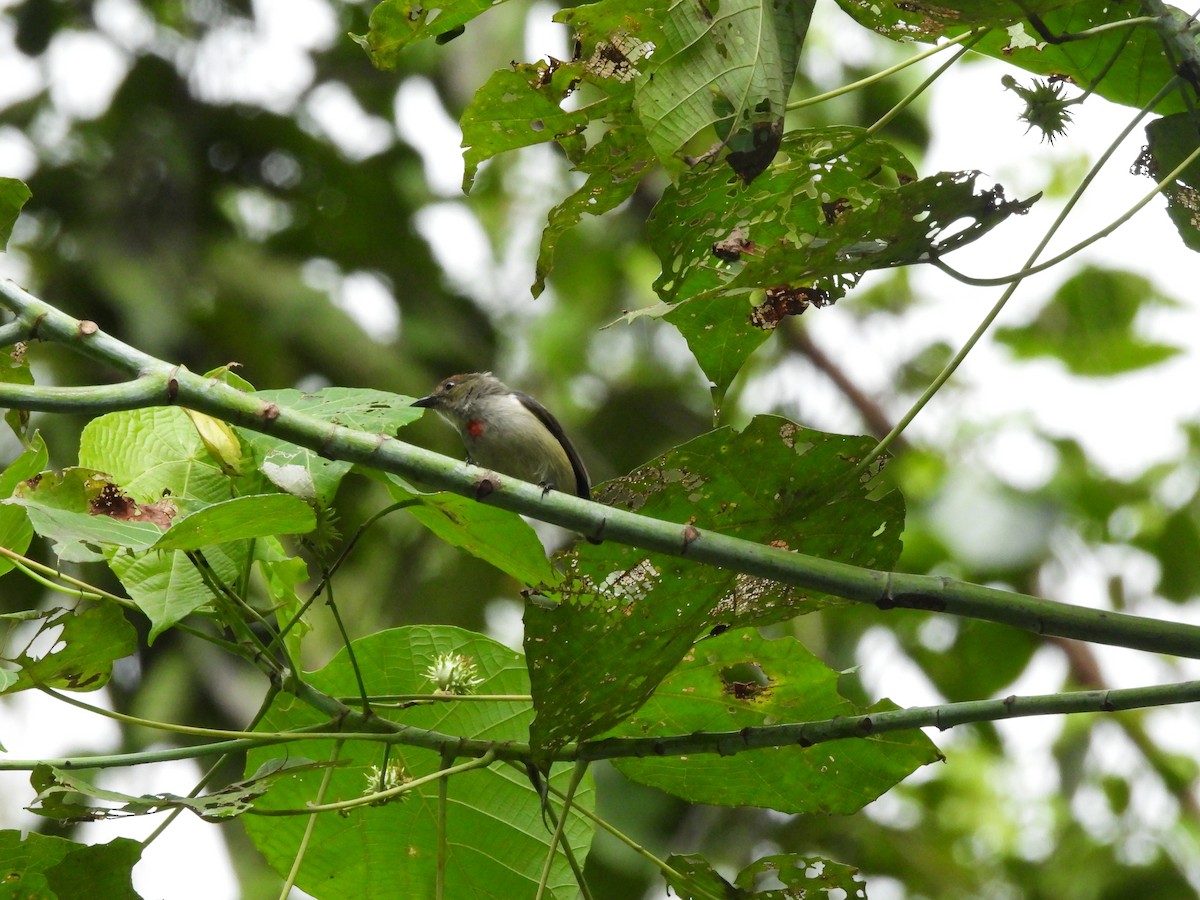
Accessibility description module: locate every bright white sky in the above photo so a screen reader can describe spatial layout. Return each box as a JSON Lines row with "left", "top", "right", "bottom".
{"left": 2, "top": 1, "right": 1199, "bottom": 898}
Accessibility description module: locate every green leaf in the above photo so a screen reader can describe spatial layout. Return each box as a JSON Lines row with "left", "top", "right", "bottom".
{"left": 0, "top": 432, "right": 47, "bottom": 576}
{"left": 636, "top": 0, "right": 815, "bottom": 180}
{"left": 460, "top": 63, "right": 594, "bottom": 191}
{"left": 7, "top": 469, "right": 170, "bottom": 561}
{"left": 525, "top": 417, "right": 904, "bottom": 756}
{"left": 0, "top": 830, "right": 142, "bottom": 900}
{"left": 0, "top": 177, "right": 31, "bottom": 249}
{"left": 30, "top": 761, "right": 316, "bottom": 822}
{"left": 994, "top": 266, "right": 1183, "bottom": 376}
{"left": 661, "top": 854, "right": 735, "bottom": 898}
{"left": 651, "top": 130, "right": 1030, "bottom": 305}
{"left": 611, "top": 630, "right": 940, "bottom": 813}
{"left": 151, "top": 494, "right": 315, "bottom": 551}
{"left": 1145, "top": 113, "right": 1200, "bottom": 252}
{"left": 836, "top": 1, "right": 1191, "bottom": 116}
{"left": 80, "top": 407, "right": 233, "bottom": 504}
{"left": 354, "top": 0, "right": 514, "bottom": 67}
{"left": 534, "top": 112, "right": 656, "bottom": 297}
{"left": 382, "top": 476, "right": 555, "bottom": 586}
{"left": 239, "top": 387, "right": 422, "bottom": 506}
{"left": 0, "top": 345, "right": 35, "bottom": 440}
{"left": 257, "top": 545, "right": 312, "bottom": 662}
{"left": 78, "top": 408, "right": 254, "bottom": 639}
{"left": 666, "top": 851, "right": 870, "bottom": 899}
{"left": 1141, "top": 499, "right": 1200, "bottom": 602}
{"left": 1, "top": 603, "right": 137, "bottom": 693}
{"left": 898, "top": 618, "right": 1040, "bottom": 703}
{"left": 460, "top": 2, "right": 664, "bottom": 194}
{"left": 244, "top": 625, "right": 595, "bottom": 899}
{"left": 108, "top": 540, "right": 248, "bottom": 642}
{"left": 663, "top": 293, "right": 772, "bottom": 400}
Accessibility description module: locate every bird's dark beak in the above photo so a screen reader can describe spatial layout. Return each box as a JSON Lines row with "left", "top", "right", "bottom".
{"left": 412, "top": 394, "right": 438, "bottom": 409}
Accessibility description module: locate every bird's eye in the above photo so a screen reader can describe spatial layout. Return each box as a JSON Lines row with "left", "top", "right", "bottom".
{"left": 443, "top": 380, "right": 457, "bottom": 391}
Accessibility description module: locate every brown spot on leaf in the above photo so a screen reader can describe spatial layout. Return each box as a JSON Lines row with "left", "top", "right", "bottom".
{"left": 821, "top": 197, "right": 852, "bottom": 225}
{"left": 585, "top": 31, "right": 651, "bottom": 84}
{"left": 89, "top": 483, "right": 177, "bottom": 530}
{"left": 720, "top": 662, "right": 772, "bottom": 700}
{"left": 750, "top": 286, "right": 831, "bottom": 330}
{"left": 711, "top": 228, "right": 755, "bottom": 262}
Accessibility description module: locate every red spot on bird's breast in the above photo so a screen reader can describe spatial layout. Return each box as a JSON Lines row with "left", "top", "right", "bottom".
{"left": 466, "top": 419, "right": 485, "bottom": 439}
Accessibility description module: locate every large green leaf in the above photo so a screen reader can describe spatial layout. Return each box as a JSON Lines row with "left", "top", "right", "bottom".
{"left": 648, "top": 130, "right": 1028, "bottom": 305}
{"left": 0, "top": 830, "right": 142, "bottom": 900}
{"left": 459, "top": 0, "right": 662, "bottom": 193}
{"left": 534, "top": 109, "right": 656, "bottom": 297}
{"left": 80, "top": 407, "right": 232, "bottom": 504}
{"left": 610, "top": 630, "right": 941, "bottom": 813}
{"left": 638, "top": 129, "right": 1032, "bottom": 392}
{"left": 529, "top": 0, "right": 668, "bottom": 290}
{"left": 1, "top": 602, "right": 136, "bottom": 693}
{"left": 79, "top": 408, "right": 248, "bottom": 639}
{"left": 994, "top": 266, "right": 1183, "bottom": 376}
{"left": 636, "top": 0, "right": 816, "bottom": 180}
{"left": 245, "top": 625, "right": 594, "bottom": 900}
{"left": 525, "top": 417, "right": 904, "bottom": 756}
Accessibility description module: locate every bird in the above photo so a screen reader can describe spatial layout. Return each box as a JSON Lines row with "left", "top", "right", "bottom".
{"left": 412, "top": 372, "right": 591, "bottom": 500}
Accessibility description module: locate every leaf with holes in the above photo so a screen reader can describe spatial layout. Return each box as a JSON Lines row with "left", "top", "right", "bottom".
{"left": 648, "top": 128, "right": 1033, "bottom": 306}
{"left": 2, "top": 603, "right": 136, "bottom": 694}
{"left": 1145, "top": 113, "right": 1200, "bottom": 253}
{"left": 525, "top": 416, "right": 903, "bottom": 758}
{"left": 610, "top": 630, "right": 941, "bottom": 812}
{"left": 353, "top": 0, "right": 515, "bottom": 67}
{"left": 666, "top": 852, "right": 870, "bottom": 899}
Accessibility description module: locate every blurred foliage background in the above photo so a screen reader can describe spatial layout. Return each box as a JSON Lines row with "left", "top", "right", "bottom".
{"left": 2, "top": 0, "right": 1200, "bottom": 897}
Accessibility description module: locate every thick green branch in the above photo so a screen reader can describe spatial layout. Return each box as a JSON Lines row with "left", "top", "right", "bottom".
{"left": 3, "top": 281, "right": 1200, "bottom": 658}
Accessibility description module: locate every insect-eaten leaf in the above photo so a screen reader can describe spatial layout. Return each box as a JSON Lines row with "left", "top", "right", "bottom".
{"left": 1, "top": 603, "right": 136, "bottom": 694}
{"left": 525, "top": 417, "right": 904, "bottom": 759}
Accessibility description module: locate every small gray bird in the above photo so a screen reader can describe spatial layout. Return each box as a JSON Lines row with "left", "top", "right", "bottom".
{"left": 412, "top": 372, "right": 591, "bottom": 500}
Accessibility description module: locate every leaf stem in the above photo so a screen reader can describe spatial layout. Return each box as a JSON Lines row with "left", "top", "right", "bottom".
{"left": 279, "top": 739, "right": 342, "bottom": 899}
{"left": 785, "top": 29, "right": 984, "bottom": 112}
{"left": 862, "top": 74, "right": 1187, "bottom": 466}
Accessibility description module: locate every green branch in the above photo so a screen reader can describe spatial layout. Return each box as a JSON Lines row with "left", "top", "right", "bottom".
{"left": 7, "top": 677, "right": 1200, "bottom": 772}
{"left": 2, "top": 281, "right": 1200, "bottom": 658}
{"left": 576, "top": 678, "right": 1200, "bottom": 760}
